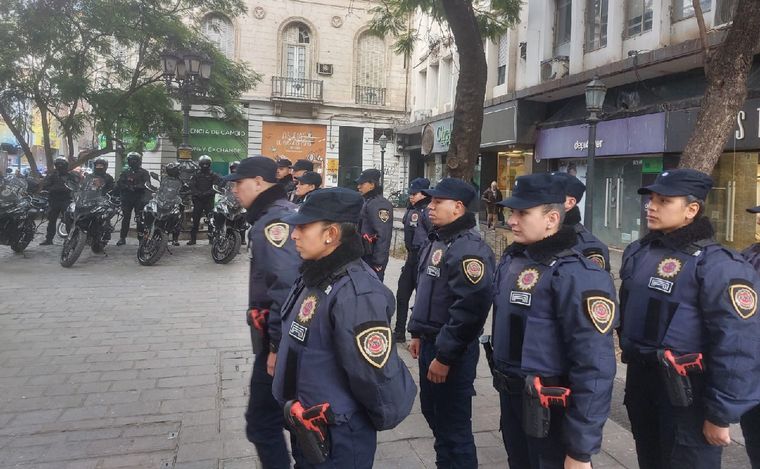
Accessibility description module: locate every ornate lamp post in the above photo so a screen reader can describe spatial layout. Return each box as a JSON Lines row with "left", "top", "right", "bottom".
{"left": 378, "top": 133, "right": 388, "bottom": 187}
{"left": 584, "top": 76, "right": 607, "bottom": 232}
{"left": 159, "top": 50, "right": 213, "bottom": 160}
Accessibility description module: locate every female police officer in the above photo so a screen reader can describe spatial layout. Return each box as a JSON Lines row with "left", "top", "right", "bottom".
{"left": 492, "top": 173, "right": 617, "bottom": 469}
{"left": 271, "top": 187, "right": 416, "bottom": 468}
{"left": 619, "top": 169, "right": 760, "bottom": 469}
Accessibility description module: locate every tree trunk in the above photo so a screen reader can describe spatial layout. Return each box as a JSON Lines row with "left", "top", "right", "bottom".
{"left": 35, "top": 101, "right": 55, "bottom": 169}
{"left": 439, "top": 0, "right": 488, "bottom": 181}
{"left": 0, "top": 104, "right": 40, "bottom": 176}
{"left": 678, "top": 0, "right": 760, "bottom": 173}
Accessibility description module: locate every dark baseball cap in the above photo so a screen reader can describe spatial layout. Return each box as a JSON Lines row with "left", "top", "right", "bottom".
{"left": 499, "top": 173, "right": 565, "bottom": 209}
{"left": 408, "top": 177, "right": 430, "bottom": 195}
{"left": 551, "top": 171, "right": 586, "bottom": 201}
{"left": 292, "top": 159, "right": 314, "bottom": 172}
{"left": 277, "top": 158, "right": 292, "bottom": 168}
{"left": 422, "top": 178, "right": 477, "bottom": 205}
{"left": 224, "top": 156, "right": 278, "bottom": 182}
{"left": 637, "top": 169, "right": 713, "bottom": 200}
{"left": 747, "top": 206, "right": 760, "bottom": 214}
{"left": 355, "top": 168, "right": 382, "bottom": 184}
{"left": 296, "top": 171, "right": 322, "bottom": 187}
{"left": 282, "top": 188, "right": 364, "bottom": 225}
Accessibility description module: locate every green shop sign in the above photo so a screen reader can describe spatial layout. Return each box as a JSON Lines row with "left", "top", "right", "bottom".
{"left": 98, "top": 134, "right": 158, "bottom": 151}
{"left": 189, "top": 118, "right": 248, "bottom": 165}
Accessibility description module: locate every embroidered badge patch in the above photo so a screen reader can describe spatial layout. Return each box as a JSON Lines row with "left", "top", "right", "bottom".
{"left": 657, "top": 258, "right": 682, "bottom": 279}
{"left": 297, "top": 295, "right": 318, "bottom": 324}
{"left": 264, "top": 222, "right": 289, "bottom": 248}
{"left": 355, "top": 326, "right": 392, "bottom": 368}
{"left": 586, "top": 252, "right": 606, "bottom": 270}
{"left": 585, "top": 296, "right": 616, "bottom": 334}
{"left": 462, "top": 258, "right": 485, "bottom": 284}
{"left": 378, "top": 209, "right": 390, "bottom": 223}
{"left": 431, "top": 248, "right": 444, "bottom": 266}
{"left": 516, "top": 268, "right": 540, "bottom": 291}
{"left": 729, "top": 283, "right": 757, "bottom": 319}
{"left": 411, "top": 212, "right": 419, "bottom": 223}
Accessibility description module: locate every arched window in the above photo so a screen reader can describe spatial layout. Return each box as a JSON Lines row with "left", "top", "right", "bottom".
{"left": 355, "top": 32, "right": 386, "bottom": 105}
{"left": 282, "top": 22, "right": 313, "bottom": 79}
{"left": 202, "top": 14, "right": 234, "bottom": 58}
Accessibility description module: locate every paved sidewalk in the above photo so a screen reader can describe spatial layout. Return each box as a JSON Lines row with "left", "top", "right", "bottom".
{"left": 0, "top": 233, "right": 751, "bottom": 468}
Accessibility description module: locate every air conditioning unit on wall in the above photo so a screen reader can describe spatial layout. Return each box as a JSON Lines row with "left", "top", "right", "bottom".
{"left": 414, "top": 109, "right": 432, "bottom": 121}
{"left": 317, "top": 63, "right": 333, "bottom": 76}
{"left": 540, "top": 56, "right": 569, "bottom": 82}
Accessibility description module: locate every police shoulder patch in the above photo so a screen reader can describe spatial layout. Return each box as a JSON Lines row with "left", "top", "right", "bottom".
{"left": 729, "top": 281, "right": 757, "bottom": 319}
{"left": 355, "top": 322, "right": 392, "bottom": 368}
{"left": 378, "top": 209, "right": 391, "bottom": 223}
{"left": 462, "top": 257, "right": 485, "bottom": 285}
{"left": 264, "top": 222, "right": 289, "bottom": 248}
{"left": 583, "top": 293, "right": 615, "bottom": 334}
{"left": 584, "top": 251, "right": 606, "bottom": 270}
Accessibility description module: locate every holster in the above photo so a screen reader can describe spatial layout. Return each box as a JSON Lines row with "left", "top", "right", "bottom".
{"left": 522, "top": 379, "right": 552, "bottom": 438}
{"left": 657, "top": 349, "right": 703, "bottom": 407}
{"left": 361, "top": 233, "right": 377, "bottom": 256}
{"left": 247, "top": 308, "right": 269, "bottom": 355}
{"left": 284, "top": 400, "right": 334, "bottom": 465}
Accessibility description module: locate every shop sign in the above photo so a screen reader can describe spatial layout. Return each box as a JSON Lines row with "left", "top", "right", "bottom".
{"left": 189, "top": 118, "right": 248, "bottom": 162}
{"left": 261, "top": 122, "right": 327, "bottom": 174}
{"left": 421, "top": 118, "right": 453, "bottom": 155}
{"left": 666, "top": 99, "right": 760, "bottom": 152}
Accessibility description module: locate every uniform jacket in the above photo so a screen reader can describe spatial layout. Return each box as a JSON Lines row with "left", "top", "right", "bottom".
{"left": 189, "top": 170, "right": 221, "bottom": 200}
{"left": 619, "top": 217, "right": 760, "bottom": 426}
{"left": 492, "top": 226, "right": 618, "bottom": 461}
{"left": 246, "top": 184, "right": 302, "bottom": 353}
{"left": 564, "top": 206, "right": 611, "bottom": 271}
{"left": 42, "top": 170, "right": 75, "bottom": 199}
{"left": 742, "top": 243, "right": 760, "bottom": 272}
{"left": 402, "top": 198, "right": 432, "bottom": 254}
{"left": 272, "top": 235, "right": 417, "bottom": 430}
{"left": 358, "top": 187, "right": 394, "bottom": 270}
{"left": 90, "top": 172, "right": 115, "bottom": 195}
{"left": 409, "top": 212, "right": 495, "bottom": 365}
{"left": 116, "top": 167, "right": 150, "bottom": 199}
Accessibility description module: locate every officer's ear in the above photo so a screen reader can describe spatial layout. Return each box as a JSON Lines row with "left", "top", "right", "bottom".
{"left": 564, "top": 195, "right": 577, "bottom": 211}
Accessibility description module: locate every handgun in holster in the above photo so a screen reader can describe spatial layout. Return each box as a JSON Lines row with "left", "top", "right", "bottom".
{"left": 284, "top": 400, "right": 335, "bottom": 464}
{"left": 479, "top": 335, "right": 495, "bottom": 373}
{"left": 522, "top": 375, "right": 571, "bottom": 438}
{"left": 361, "top": 233, "right": 378, "bottom": 255}
{"left": 657, "top": 349, "right": 704, "bottom": 407}
{"left": 246, "top": 308, "right": 269, "bottom": 355}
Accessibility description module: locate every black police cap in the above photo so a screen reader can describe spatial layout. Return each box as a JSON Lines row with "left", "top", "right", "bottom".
{"left": 747, "top": 206, "right": 760, "bottom": 214}
{"left": 355, "top": 168, "right": 382, "bottom": 184}
{"left": 296, "top": 171, "right": 322, "bottom": 187}
{"left": 292, "top": 159, "right": 314, "bottom": 172}
{"left": 422, "top": 178, "right": 477, "bottom": 206}
{"left": 224, "top": 156, "right": 278, "bottom": 182}
{"left": 277, "top": 158, "right": 293, "bottom": 168}
{"left": 408, "top": 177, "right": 430, "bottom": 195}
{"left": 282, "top": 187, "right": 364, "bottom": 225}
{"left": 637, "top": 169, "right": 713, "bottom": 200}
{"left": 551, "top": 171, "right": 586, "bottom": 201}
{"left": 499, "top": 173, "right": 565, "bottom": 209}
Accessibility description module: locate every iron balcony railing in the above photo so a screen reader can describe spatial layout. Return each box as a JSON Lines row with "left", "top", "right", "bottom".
{"left": 271, "top": 76, "right": 323, "bottom": 102}
{"left": 355, "top": 85, "right": 386, "bottom": 106}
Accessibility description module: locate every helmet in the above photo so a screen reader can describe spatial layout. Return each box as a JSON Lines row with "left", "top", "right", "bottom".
{"left": 165, "top": 162, "right": 181, "bottom": 178}
{"left": 126, "top": 152, "right": 142, "bottom": 169}
{"left": 229, "top": 160, "right": 240, "bottom": 173}
{"left": 93, "top": 157, "right": 108, "bottom": 172}
{"left": 54, "top": 157, "right": 69, "bottom": 172}
{"left": 198, "top": 155, "right": 212, "bottom": 170}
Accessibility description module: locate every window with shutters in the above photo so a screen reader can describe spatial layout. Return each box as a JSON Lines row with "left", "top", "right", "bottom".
{"left": 497, "top": 33, "right": 507, "bottom": 85}
{"left": 202, "top": 14, "right": 234, "bottom": 58}
{"left": 282, "top": 22, "right": 312, "bottom": 79}
{"left": 625, "top": 0, "right": 653, "bottom": 37}
{"left": 585, "top": 0, "right": 608, "bottom": 51}
{"left": 672, "top": 0, "right": 710, "bottom": 22}
{"left": 554, "top": 0, "right": 573, "bottom": 53}
{"left": 355, "top": 31, "right": 387, "bottom": 105}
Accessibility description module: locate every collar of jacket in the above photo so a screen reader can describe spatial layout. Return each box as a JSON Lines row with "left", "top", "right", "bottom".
{"left": 506, "top": 225, "right": 578, "bottom": 263}
{"left": 246, "top": 184, "right": 288, "bottom": 224}
{"left": 563, "top": 206, "right": 582, "bottom": 226}
{"left": 640, "top": 216, "right": 715, "bottom": 250}
{"left": 278, "top": 175, "right": 293, "bottom": 184}
{"left": 363, "top": 186, "right": 383, "bottom": 199}
{"left": 430, "top": 212, "right": 476, "bottom": 243}
{"left": 300, "top": 233, "right": 365, "bottom": 288}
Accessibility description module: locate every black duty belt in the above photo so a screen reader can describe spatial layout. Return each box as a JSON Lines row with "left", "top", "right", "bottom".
{"left": 493, "top": 370, "right": 566, "bottom": 393}
{"left": 419, "top": 332, "right": 439, "bottom": 342}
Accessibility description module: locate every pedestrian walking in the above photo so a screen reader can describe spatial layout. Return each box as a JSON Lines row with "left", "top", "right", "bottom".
{"left": 482, "top": 181, "right": 502, "bottom": 229}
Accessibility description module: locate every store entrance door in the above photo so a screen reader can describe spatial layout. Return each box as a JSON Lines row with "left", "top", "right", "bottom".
{"left": 591, "top": 158, "right": 645, "bottom": 249}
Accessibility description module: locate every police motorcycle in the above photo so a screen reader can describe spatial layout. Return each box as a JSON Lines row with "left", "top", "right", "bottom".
{"left": 207, "top": 184, "right": 248, "bottom": 264}
{"left": 136, "top": 171, "right": 188, "bottom": 266}
{"left": 59, "top": 174, "right": 122, "bottom": 267}
{"left": 0, "top": 175, "right": 48, "bottom": 252}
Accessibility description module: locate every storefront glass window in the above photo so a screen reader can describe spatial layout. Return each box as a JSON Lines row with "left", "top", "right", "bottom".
{"left": 497, "top": 151, "right": 528, "bottom": 197}
{"left": 706, "top": 152, "right": 758, "bottom": 250}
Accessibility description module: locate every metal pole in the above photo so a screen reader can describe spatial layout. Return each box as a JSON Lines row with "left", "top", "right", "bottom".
{"left": 182, "top": 84, "right": 191, "bottom": 147}
{"left": 584, "top": 113, "right": 598, "bottom": 232}
{"left": 380, "top": 148, "right": 385, "bottom": 188}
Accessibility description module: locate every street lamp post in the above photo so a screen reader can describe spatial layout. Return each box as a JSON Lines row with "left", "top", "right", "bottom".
{"left": 584, "top": 76, "right": 607, "bottom": 232}
{"left": 378, "top": 133, "right": 388, "bottom": 187}
{"left": 160, "top": 50, "right": 213, "bottom": 160}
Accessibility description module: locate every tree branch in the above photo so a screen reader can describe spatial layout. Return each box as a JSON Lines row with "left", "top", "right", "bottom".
{"left": 692, "top": 0, "right": 710, "bottom": 67}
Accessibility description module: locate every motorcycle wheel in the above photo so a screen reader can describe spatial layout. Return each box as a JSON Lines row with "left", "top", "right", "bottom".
{"left": 91, "top": 241, "right": 104, "bottom": 254}
{"left": 137, "top": 230, "right": 166, "bottom": 266}
{"left": 10, "top": 219, "right": 35, "bottom": 253}
{"left": 57, "top": 220, "right": 69, "bottom": 238}
{"left": 60, "top": 227, "right": 86, "bottom": 267}
{"left": 212, "top": 230, "right": 241, "bottom": 264}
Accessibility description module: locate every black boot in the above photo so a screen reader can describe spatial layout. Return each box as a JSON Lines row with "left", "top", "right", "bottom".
{"left": 39, "top": 239, "right": 53, "bottom": 246}
{"left": 186, "top": 233, "right": 196, "bottom": 246}
{"left": 116, "top": 238, "right": 126, "bottom": 246}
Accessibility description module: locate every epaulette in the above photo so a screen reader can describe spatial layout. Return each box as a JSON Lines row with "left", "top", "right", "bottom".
{"left": 345, "top": 263, "right": 374, "bottom": 296}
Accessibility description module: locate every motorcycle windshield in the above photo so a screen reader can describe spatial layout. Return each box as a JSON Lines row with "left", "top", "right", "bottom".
{"left": 220, "top": 188, "right": 240, "bottom": 209}
{"left": 74, "top": 175, "right": 109, "bottom": 208}
{"left": 156, "top": 179, "right": 183, "bottom": 210}
{"left": 0, "top": 176, "right": 28, "bottom": 209}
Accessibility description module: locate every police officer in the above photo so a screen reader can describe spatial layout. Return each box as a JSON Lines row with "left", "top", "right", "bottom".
{"left": 408, "top": 177, "right": 495, "bottom": 468}
{"left": 227, "top": 156, "right": 302, "bottom": 469}
{"left": 40, "top": 157, "right": 76, "bottom": 245}
{"left": 162, "top": 162, "right": 187, "bottom": 246}
{"left": 293, "top": 171, "right": 321, "bottom": 205}
{"left": 394, "top": 177, "right": 431, "bottom": 343}
{"left": 115, "top": 152, "right": 150, "bottom": 246}
{"left": 229, "top": 160, "right": 240, "bottom": 175}
{"left": 272, "top": 187, "right": 416, "bottom": 468}
{"left": 619, "top": 169, "right": 760, "bottom": 469}
{"left": 229, "top": 160, "right": 246, "bottom": 245}
{"left": 276, "top": 158, "right": 294, "bottom": 193}
{"left": 91, "top": 157, "right": 115, "bottom": 194}
{"left": 188, "top": 155, "right": 221, "bottom": 245}
{"left": 356, "top": 168, "right": 393, "bottom": 280}
{"left": 551, "top": 171, "right": 610, "bottom": 271}
{"left": 492, "top": 173, "right": 617, "bottom": 469}
{"left": 288, "top": 159, "right": 313, "bottom": 202}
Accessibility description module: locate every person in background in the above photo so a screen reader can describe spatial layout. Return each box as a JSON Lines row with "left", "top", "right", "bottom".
{"left": 293, "top": 170, "right": 321, "bottom": 205}
{"left": 481, "top": 181, "right": 502, "bottom": 230}
{"left": 40, "top": 157, "right": 75, "bottom": 245}
{"left": 188, "top": 155, "right": 221, "bottom": 245}
{"left": 115, "top": 152, "right": 150, "bottom": 246}
{"left": 276, "top": 158, "right": 294, "bottom": 193}
{"left": 355, "top": 168, "right": 393, "bottom": 280}
{"left": 740, "top": 204, "right": 760, "bottom": 468}
{"left": 289, "top": 159, "right": 313, "bottom": 202}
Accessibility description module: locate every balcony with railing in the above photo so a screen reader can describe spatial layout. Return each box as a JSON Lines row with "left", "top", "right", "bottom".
{"left": 271, "top": 76, "right": 323, "bottom": 102}
{"left": 355, "top": 85, "right": 386, "bottom": 106}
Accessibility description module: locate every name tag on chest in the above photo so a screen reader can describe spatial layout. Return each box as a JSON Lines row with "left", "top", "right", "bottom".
{"left": 427, "top": 266, "right": 440, "bottom": 277}
{"left": 648, "top": 277, "right": 674, "bottom": 294}
{"left": 510, "top": 291, "right": 532, "bottom": 306}
{"left": 288, "top": 322, "right": 308, "bottom": 343}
